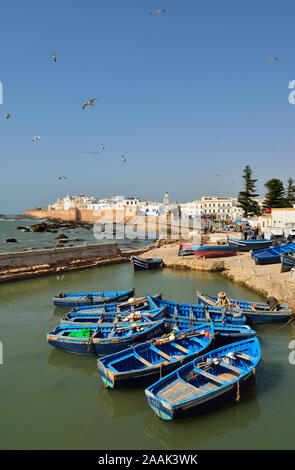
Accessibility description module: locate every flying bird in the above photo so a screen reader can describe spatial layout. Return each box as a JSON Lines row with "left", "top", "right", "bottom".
{"left": 5, "top": 113, "right": 11, "bottom": 119}
{"left": 58, "top": 176, "right": 66, "bottom": 180}
{"left": 82, "top": 98, "right": 97, "bottom": 110}
{"left": 151, "top": 9, "right": 166, "bottom": 15}
{"left": 32, "top": 136, "right": 42, "bottom": 142}
{"left": 52, "top": 52, "right": 58, "bottom": 62}
{"left": 264, "top": 57, "right": 279, "bottom": 62}
{"left": 121, "top": 155, "right": 127, "bottom": 163}
{"left": 100, "top": 144, "right": 105, "bottom": 150}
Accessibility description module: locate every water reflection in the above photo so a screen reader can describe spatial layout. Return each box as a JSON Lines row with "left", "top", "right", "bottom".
{"left": 98, "top": 387, "right": 147, "bottom": 419}
{"left": 47, "top": 349, "right": 97, "bottom": 377}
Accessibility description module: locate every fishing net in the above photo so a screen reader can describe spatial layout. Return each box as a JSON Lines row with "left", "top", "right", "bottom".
{"left": 68, "top": 329, "right": 92, "bottom": 338}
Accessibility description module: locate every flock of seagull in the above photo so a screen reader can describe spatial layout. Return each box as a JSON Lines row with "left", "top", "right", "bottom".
{"left": 3, "top": 8, "right": 282, "bottom": 182}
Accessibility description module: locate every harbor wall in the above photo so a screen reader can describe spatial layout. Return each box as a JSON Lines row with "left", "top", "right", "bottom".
{"left": 0, "top": 242, "right": 120, "bottom": 269}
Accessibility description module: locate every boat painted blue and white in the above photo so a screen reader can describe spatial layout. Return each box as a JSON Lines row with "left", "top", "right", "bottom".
{"left": 227, "top": 236, "right": 272, "bottom": 252}
{"left": 53, "top": 288, "right": 135, "bottom": 308}
{"left": 151, "top": 296, "right": 246, "bottom": 325}
{"left": 145, "top": 337, "right": 261, "bottom": 420}
{"left": 46, "top": 319, "right": 165, "bottom": 356}
{"left": 97, "top": 323, "right": 214, "bottom": 389}
{"left": 197, "top": 292, "right": 293, "bottom": 323}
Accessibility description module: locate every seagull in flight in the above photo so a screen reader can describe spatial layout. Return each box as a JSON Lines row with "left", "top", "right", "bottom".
{"left": 5, "top": 113, "right": 11, "bottom": 119}
{"left": 264, "top": 57, "right": 279, "bottom": 62}
{"left": 82, "top": 98, "right": 97, "bottom": 110}
{"left": 121, "top": 155, "right": 127, "bottom": 163}
{"left": 58, "top": 176, "right": 66, "bottom": 180}
{"left": 52, "top": 52, "right": 58, "bottom": 62}
{"left": 100, "top": 144, "right": 105, "bottom": 150}
{"left": 151, "top": 9, "right": 166, "bottom": 15}
{"left": 32, "top": 136, "right": 42, "bottom": 142}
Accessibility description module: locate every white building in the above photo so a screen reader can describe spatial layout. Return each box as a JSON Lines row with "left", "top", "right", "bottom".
{"left": 201, "top": 196, "right": 233, "bottom": 220}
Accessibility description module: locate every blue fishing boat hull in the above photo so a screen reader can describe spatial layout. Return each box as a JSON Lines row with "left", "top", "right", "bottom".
{"left": 164, "top": 317, "right": 256, "bottom": 340}
{"left": 47, "top": 320, "right": 165, "bottom": 356}
{"left": 53, "top": 288, "right": 135, "bottom": 308}
{"left": 145, "top": 338, "right": 261, "bottom": 420}
{"left": 151, "top": 297, "right": 246, "bottom": 325}
{"left": 130, "top": 256, "right": 163, "bottom": 271}
{"left": 60, "top": 306, "right": 165, "bottom": 326}
{"left": 97, "top": 324, "right": 214, "bottom": 388}
{"left": 251, "top": 243, "right": 295, "bottom": 265}
{"left": 227, "top": 236, "right": 272, "bottom": 252}
{"left": 197, "top": 292, "right": 293, "bottom": 324}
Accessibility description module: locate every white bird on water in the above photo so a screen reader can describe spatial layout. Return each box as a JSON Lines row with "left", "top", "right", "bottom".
{"left": 32, "top": 136, "right": 42, "bottom": 142}
{"left": 82, "top": 98, "right": 97, "bottom": 110}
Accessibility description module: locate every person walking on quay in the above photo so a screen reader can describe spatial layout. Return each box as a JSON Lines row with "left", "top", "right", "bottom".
{"left": 243, "top": 229, "right": 248, "bottom": 240}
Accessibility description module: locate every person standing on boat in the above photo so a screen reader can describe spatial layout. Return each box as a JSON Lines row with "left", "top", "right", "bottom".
{"left": 266, "top": 296, "right": 281, "bottom": 311}
{"left": 216, "top": 291, "right": 231, "bottom": 308}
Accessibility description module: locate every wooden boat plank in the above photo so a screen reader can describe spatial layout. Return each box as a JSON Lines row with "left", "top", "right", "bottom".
{"left": 219, "top": 360, "right": 243, "bottom": 375}
{"left": 217, "top": 372, "right": 237, "bottom": 382}
{"left": 171, "top": 342, "right": 189, "bottom": 353}
{"left": 137, "top": 356, "right": 155, "bottom": 368}
{"left": 159, "top": 379, "right": 203, "bottom": 403}
{"left": 150, "top": 345, "right": 173, "bottom": 361}
{"left": 197, "top": 369, "right": 228, "bottom": 384}
{"left": 235, "top": 352, "right": 253, "bottom": 362}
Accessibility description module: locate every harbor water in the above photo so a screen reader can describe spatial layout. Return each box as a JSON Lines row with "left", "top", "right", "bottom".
{"left": 0, "top": 262, "right": 295, "bottom": 450}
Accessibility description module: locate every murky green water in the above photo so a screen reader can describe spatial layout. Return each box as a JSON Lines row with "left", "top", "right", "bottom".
{"left": 0, "top": 263, "right": 294, "bottom": 450}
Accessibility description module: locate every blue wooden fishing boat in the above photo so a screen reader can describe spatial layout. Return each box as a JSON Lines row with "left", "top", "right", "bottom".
{"left": 281, "top": 252, "right": 295, "bottom": 273}
{"left": 227, "top": 235, "right": 272, "bottom": 252}
{"left": 97, "top": 323, "right": 214, "bottom": 388}
{"left": 197, "top": 292, "right": 293, "bottom": 323}
{"left": 251, "top": 243, "right": 295, "bottom": 265}
{"left": 53, "top": 288, "right": 135, "bottom": 308}
{"left": 60, "top": 306, "right": 166, "bottom": 326}
{"left": 193, "top": 245, "right": 237, "bottom": 258}
{"left": 145, "top": 337, "right": 261, "bottom": 420}
{"left": 164, "top": 317, "right": 256, "bottom": 341}
{"left": 130, "top": 256, "right": 163, "bottom": 271}
{"left": 66, "top": 293, "right": 162, "bottom": 315}
{"left": 151, "top": 296, "right": 246, "bottom": 325}
{"left": 46, "top": 319, "right": 165, "bottom": 356}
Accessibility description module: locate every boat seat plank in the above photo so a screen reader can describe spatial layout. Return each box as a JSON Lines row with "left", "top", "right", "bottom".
{"left": 159, "top": 379, "right": 203, "bottom": 403}
{"left": 197, "top": 369, "right": 228, "bottom": 384}
{"left": 137, "top": 356, "right": 154, "bottom": 368}
{"left": 150, "top": 346, "right": 173, "bottom": 361}
{"left": 217, "top": 372, "right": 237, "bottom": 382}
{"left": 219, "top": 360, "right": 243, "bottom": 375}
{"left": 171, "top": 343, "right": 189, "bottom": 353}
{"left": 235, "top": 352, "right": 253, "bottom": 362}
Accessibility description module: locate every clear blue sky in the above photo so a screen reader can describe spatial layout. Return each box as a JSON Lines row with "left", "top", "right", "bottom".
{"left": 1, "top": 0, "right": 295, "bottom": 213}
